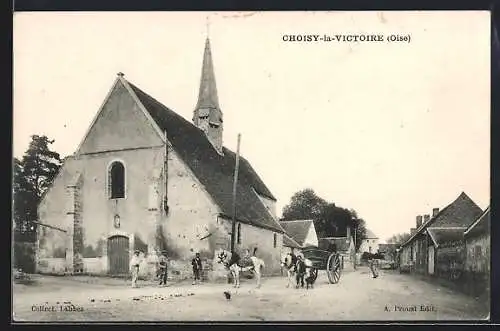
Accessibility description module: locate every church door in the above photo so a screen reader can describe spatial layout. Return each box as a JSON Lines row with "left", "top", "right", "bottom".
{"left": 108, "top": 235, "right": 129, "bottom": 275}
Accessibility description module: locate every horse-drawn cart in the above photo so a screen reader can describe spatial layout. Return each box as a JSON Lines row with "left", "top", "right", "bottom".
{"left": 301, "top": 247, "right": 343, "bottom": 284}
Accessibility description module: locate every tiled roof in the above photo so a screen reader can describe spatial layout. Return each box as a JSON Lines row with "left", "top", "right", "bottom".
{"left": 427, "top": 228, "right": 465, "bottom": 247}
{"left": 280, "top": 220, "right": 314, "bottom": 246}
{"left": 365, "top": 228, "right": 378, "bottom": 239}
{"left": 283, "top": 234, "right": 302, "bottom": 248}
{"left": 402, "top": 192, "right": 483, "bottom": 247}
{"left": 465, "top": 206, "right": 490, "bottom": 238}
{"left": 318, "top": 237, "right": 351, "bottom": 252}
{"left": 126, "top": 81, "right": 284, "bottom": 233}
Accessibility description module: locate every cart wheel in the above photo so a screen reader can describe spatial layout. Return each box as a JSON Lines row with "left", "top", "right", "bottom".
{"left": 327, "top": 253, "right": 341, "bottom": 284}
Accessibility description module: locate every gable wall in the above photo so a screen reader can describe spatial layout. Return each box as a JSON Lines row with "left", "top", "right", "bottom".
{"left": 303, "top": 224, "right": 319, "bottom": 247}
{"left": 78, "top": 80, "right": 164, "bottom": 155}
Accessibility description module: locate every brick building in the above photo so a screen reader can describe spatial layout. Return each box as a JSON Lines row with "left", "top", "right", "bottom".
{"left": 35, "top": 37, "right": 285, "bottom": 280}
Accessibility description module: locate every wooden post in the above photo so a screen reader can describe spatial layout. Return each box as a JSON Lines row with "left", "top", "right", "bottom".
{"left": 230, "top": 134, "right": 241, "bottom": 253}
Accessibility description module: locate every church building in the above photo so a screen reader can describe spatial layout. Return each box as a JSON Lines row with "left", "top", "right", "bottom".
{"left": 35, "top": 37, "right": 285, "bottom": 280}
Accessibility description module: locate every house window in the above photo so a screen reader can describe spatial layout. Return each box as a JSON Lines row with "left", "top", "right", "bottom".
{"left": 273, "top": 233, "right": 277, "bottom": 248}
{"left": 369, "top": 246, "right": 372, "bottom": 253}
{"left": 237, "top": 223, "right": 241, "bottom": 244}
{"left": 108, "top": 161, "right": 125, "bottom": 199}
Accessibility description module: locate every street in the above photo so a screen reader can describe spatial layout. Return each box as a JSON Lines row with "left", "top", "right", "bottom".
{"left": 12, "top": 267, "right": 489, "bottom": 322}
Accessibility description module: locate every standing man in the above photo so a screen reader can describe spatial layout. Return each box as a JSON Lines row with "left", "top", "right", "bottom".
{"left": 295, "top": 254, "right": 306, "bottom": 288}
{"left": 158, "top": 251, "right": 168, "bottom": 286}
{"left": 368, "top": 252, "right": 379, "bottom": 278}
{"left": 130, "top": 250, "right": 142, "bottom": 288}
{"left": 191, "top": 252, "right": 203, "bottom": 285}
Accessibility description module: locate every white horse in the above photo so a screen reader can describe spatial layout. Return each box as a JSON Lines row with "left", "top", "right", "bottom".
{"left": 280, "top": 252, "right": 298, "bottom": 288}
{"left": 216, "top": 248, "right": 265, "bottom": 288}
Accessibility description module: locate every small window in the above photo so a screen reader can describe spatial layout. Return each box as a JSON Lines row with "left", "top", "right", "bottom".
{"left": 108, "top": 161, "right": 125, "bottom": 199}
{"left": 237, "top": 223, "right": 241, "bottom": 244}
{"left": 273, "top": 233, "right": 277, "bottom": 248}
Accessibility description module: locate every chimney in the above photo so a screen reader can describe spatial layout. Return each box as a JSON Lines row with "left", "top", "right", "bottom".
{"left": 410, "top": 228, "right": 416, "bottom": 235}
{"left": 416, "top": 215, "right": 423, "bottom": 228}
{"left": 432, "top": 208, "right": 439, "bottom": 217}
{"left": 423, "top": 214, "right": 430, "bottom": 223}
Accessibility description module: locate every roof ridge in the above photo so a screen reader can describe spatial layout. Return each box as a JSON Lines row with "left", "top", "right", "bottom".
{"left": 280, "top": 219, "right": 314, "bottom": 223}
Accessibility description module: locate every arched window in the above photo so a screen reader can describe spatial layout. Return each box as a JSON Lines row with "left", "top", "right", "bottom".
{"left": 108, "top": 161, "right": 125, "bottom": 199}
{"left": 273, "top": 233, "right": 277, "bottom": 248}
{"left": 237, "top": 223, "right": 241, "bottom": 244}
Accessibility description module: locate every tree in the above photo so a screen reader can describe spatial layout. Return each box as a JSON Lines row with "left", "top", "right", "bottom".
{"left": 281, "top": 189, "right": 327, "bottom": 221}
{"left": 350, "top": 209, "right": 368, "bottom": 252}
{"left": 281, "top": 189, "right": 368, "bottom": 248}
{"left": 386, "top": 232, "right": 411, "bottom": 246}
{"left": 13, "top": 135, "right": 62, "bottom": 242}
{"left": 315, "top": 203, "right": 352, "bottom": 238}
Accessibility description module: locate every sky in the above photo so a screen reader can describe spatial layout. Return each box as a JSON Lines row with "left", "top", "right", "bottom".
{"left": 13, "top": 11, "right": 490, "bottom": 242}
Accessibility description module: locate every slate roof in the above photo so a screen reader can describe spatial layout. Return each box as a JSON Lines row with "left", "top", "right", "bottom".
{"left": 427, "top": 228, "right": 465, "bottom": 247}
{"left": 318, "top": 237, "right": 351, "bottom": 252}
{"left": 365, "top": 228, "right": 378, "bottom": 239}
{"left": 280, "top": 220, "right": 314, "bottom": 246}
{"left": 465, "top": 206, "right": 490, "bottom": 238}
{"left": 126, "top": 81, "right": 284, "bottom": 233}
{"left": 402, "top": 192, "right": 483, "bottom": 247}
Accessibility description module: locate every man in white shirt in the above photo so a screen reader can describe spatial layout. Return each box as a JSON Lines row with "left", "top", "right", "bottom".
{"left": 130, "top": 250, "right": 142, "bottom": 288}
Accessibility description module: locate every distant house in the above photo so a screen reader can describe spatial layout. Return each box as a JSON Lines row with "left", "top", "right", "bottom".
{"left": 359, "top": 229, "right": 379, "bottom": 254}
{"left": 464, "top": 206, "right": 490, "bottom": 296}
{"left": 378, "top": 243, "right": 398, "bottom": 261}
{"left": 280, "top": 220, "right": 319, "bottom": 249}
{"left": 399, "top": 192, "right": 483, "bottom": 277}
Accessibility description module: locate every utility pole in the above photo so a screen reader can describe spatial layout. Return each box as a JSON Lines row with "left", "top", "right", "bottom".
{"left": 353, "top": 220, "right": 357, "bottom": 270}
{"left": 230, "top": 134, "right": 241, "bottom": 253}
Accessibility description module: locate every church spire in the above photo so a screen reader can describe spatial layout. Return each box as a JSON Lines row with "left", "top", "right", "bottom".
{"left": 196, "top": 37, "right": 220, "bottom": 110}
{"left": 193, "top": 28, "right": 224, "bottom": 154}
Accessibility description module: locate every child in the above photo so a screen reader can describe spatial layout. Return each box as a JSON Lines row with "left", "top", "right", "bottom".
{"left": 191, "top": 252, "right": 202, "bottom": 285}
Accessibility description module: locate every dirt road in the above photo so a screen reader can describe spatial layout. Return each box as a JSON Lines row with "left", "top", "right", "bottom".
{"left": 12, "top": 267, "right": 489, "bottom": 322}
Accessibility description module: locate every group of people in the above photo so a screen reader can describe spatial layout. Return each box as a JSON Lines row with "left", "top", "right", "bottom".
{"left": 129, "top": 250, "right": 204, "bottom": 288}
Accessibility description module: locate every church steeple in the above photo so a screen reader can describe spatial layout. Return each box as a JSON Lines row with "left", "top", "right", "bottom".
{"left": 193, "top": 36, "right": 224, "bottom": 154}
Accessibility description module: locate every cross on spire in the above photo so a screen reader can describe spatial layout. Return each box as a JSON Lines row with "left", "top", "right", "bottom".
{"left": 205, "top": 15, "right": 211, "bottom": 38}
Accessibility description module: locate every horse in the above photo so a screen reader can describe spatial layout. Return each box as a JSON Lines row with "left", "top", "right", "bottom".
{"left": 280, "top": 252, "right": 298, "bottom": 288}
{"left": 216, "top": 248, "right": 265, "bottom": 288}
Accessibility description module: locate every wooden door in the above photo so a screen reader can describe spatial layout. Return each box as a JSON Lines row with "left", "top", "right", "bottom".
{"left": 108, "top": 235, "right": 129, "bottom": 275}
{"left": 428, "top": 246, "right": 435, "bottom": 275}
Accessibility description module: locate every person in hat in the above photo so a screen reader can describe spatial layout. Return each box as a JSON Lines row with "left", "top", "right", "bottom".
{"left": 158, "top": 251, "right": 169, "bottom": 286}
{"left": 368, "top": 252, "right": 379, "bottom": 279}
{"left": 191, "top": 252, "right": 202, "bottom": 285}
{"left": 129, "top": 250, "right": 142, "bottom": 288}
{"left": 295, "top": 254, "right": 307, "bottom": 288}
